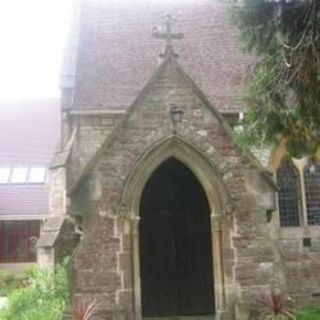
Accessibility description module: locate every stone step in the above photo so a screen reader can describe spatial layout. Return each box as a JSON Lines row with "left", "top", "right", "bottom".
{"left": 145, "top": 315, "right": 215, "bottom": 320}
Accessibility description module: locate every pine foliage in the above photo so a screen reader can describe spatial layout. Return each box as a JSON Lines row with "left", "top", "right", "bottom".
{"left": 231, "top": 0, "right": 320, "bottom": 157}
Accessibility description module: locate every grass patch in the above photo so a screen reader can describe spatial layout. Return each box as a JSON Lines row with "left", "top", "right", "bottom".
{"left": 295, "top": 308, "right": 320, "bottom": 320}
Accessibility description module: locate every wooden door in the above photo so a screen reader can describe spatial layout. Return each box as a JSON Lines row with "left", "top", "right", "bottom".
{"left": 139, "top": 158, "right": 214, "bottom": 317}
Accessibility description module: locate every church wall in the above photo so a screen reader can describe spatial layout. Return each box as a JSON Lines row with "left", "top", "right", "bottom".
{"left": 267, "top": 210, "right": 320, "bottom": 307}
{"left": 265, "top": 149, "right": 320, "bottom": 308}
{"left": 240, "top": 145, "right": 320, "bottom": 309}
{"left": 69, "top": 63, "right": 281, "bottom": 320}
{"left": 49, "top": 167, "right": 68, "bottom": 216}
{"left": 275, "top": 236, "right": 320, "bottom": 306}
{"left": 67, "top": 113, "right": 123, "bottom": 188}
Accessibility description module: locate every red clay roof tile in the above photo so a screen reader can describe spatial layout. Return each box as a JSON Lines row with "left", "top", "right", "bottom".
{"left": 73, "top": 0, "right": 253, "bottom": 112}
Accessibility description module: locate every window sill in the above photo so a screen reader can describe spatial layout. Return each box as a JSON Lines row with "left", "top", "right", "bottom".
{"left": 279, "top": 225, "right": 320, "bottom": 239}
{"left": 0, "top": 262, "right": 36, "bottom": 273}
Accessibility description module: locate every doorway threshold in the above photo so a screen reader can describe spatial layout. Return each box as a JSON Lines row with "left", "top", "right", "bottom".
{"left": 144, "top": 315, "right": 215, "bottom": 320}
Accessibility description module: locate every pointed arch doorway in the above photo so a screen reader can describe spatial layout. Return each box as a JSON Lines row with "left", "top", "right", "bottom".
{"left": 139, "top": 158, "right": 215, "bottom": 318}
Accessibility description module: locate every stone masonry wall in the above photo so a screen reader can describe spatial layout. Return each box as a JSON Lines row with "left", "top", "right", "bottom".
{"left": 67, "top": 113, "right": 123, "bottom": 189}
{"left": 49, "top": 167, "right": 67, "bottom": 216}
{"left": 69, "top": 61, "right": 279, "bottom": 320}
{"left": 276, "top": 234, "right": 320, "bottom": 307}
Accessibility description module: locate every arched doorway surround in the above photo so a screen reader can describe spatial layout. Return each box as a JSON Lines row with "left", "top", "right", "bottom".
{"left": 120, "top": 136, "right": 229, "bottom": 319}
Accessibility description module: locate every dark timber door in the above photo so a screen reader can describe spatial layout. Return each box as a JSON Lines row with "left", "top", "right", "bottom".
{"left": 139, "top": 158, "right": 215, "bottom": 317}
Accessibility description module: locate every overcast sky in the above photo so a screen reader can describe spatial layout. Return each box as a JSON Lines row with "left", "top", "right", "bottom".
{"left": 0, "top": 0, "right": 73, "bottom": 101}
{"left": 0, "top": 0, "right": 197, "bottom": 102}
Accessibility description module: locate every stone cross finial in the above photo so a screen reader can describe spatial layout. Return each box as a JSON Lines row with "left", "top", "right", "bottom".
{"left": 152, "top": 14, "right": 184, "bottom": 57}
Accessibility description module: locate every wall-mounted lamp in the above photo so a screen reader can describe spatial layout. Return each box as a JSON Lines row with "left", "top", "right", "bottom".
{"left": 266, "top": 209, "right": 274, "bottom": 223}
{"left": 169, "top": 104, "right": 184, "bottom": 124}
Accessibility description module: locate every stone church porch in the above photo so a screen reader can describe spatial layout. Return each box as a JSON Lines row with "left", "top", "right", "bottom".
{"left": 41, "top": 7, "right": 283, "bottom": 320}
{"left": 50, "top": 61, "right": 279, "bottom": 319}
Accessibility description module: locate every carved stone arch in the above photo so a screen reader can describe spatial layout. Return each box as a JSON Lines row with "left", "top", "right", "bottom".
{"left": 121, "top": 135, "right": 230, "bottom": 217}
{"left": 268, "top": 139, "right": 288, "bottom": 172}
{"left": 120, "top": 135, "right": 229, "bottom": 320}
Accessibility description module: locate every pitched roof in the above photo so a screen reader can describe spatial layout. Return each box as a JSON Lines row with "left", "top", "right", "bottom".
{"left": 73, "top": 0, "right": 253, "bottom": 112}
{"left": 0, "top": 185, "right": 49, "bottom": 219}
{"left": 0, "top": 99, "right": 60, "bottom": 218}
{"left": 0, "top": 99, "right": 60, "bottom": 165}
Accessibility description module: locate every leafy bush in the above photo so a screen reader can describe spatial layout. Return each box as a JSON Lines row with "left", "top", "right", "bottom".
{"left": 0, "top": 264, "right": 68, "bottom": 320}
{"left": 0, "top": 270, "right": 26, "bottom": 296}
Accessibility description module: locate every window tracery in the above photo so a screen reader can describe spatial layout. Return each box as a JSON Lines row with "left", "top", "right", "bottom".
{"left": 277, "top": 160, "right": 300, "bottom": 227}
{"left": 276, "top": 158, "right": 320, "bottom": 227}
{"left": 304, "top": 163, "right": 320, "bottom": 226}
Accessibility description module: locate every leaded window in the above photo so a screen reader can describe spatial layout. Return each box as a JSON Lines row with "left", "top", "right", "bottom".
{"left": 277, "top": 161, "right": 300, "bottom": 227}
{"left": 304, "top": 163, "right": 320, "bottom": 225}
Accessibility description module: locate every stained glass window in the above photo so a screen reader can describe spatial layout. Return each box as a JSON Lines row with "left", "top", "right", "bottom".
{"left": 277, "top": 161, "right": 300, "bottom": 227}
{"left": 304, "top": 163, "right": 320, "bottom": 225}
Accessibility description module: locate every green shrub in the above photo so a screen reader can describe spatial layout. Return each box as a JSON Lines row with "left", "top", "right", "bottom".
{"left": 0, "top": 270, "right": 26, "bottom": 296}
{"left": 0, "top": 264, "right": 68, "bottom": 320}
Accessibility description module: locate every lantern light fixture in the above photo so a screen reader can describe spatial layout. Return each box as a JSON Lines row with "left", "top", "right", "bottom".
{"left": 169, "top": 103, "right": 184, "bottom": 124}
